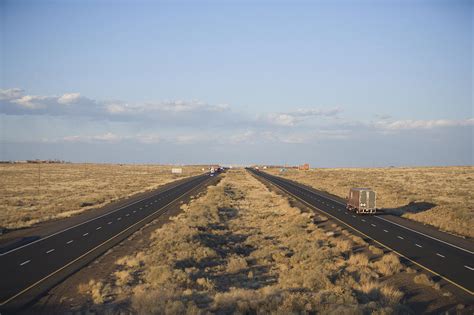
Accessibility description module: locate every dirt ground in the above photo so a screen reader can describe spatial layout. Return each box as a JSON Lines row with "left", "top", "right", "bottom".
{"left": 26, "top": 169, "right": 472, "bottom": 315}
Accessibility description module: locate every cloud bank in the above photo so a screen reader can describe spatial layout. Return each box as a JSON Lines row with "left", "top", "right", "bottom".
{"left": 1, "top": 87, "right": 472, "bottom": 166}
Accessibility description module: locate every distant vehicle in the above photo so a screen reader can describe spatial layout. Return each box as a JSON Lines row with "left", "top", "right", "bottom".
{"left": 255, "top": 167, "right": 259, "bottom": 170}
{"left": 346, "top": 188, "right": 377, "bottom": 214}
{"left": 171, "top": 168, "right": 183, "bottom": 174}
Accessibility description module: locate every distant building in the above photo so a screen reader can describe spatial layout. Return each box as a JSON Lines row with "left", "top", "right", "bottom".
{"left": 298, "top": 163, "right": 310, "bottom": 170}
{"left": 171, "top": 168, "right": 183, "bottom": 174}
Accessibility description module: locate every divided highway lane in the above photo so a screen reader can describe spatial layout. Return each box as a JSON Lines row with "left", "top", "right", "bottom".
{"left": 0, "top": 173, "right": 215, "bottom": 311}
{"left": 249, "top": 169, "right": 474, "bottom": 295}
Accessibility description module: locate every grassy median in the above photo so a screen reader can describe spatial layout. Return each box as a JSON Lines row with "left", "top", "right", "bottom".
{"left": 78, "top": 169, "right": 424, "bottom": 314}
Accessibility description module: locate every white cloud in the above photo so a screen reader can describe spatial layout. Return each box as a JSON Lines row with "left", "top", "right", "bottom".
{"left": 58, "top": 93, "right": 81, "bottom": 105}
{"left": 265, "top": 113, "right": 299, "bottom": 126}
{"left": 0, "top": 88, "right": 23, "bottom": 100}
{"left": 174, "top": 134, "right": 209, "bottom": 144}
{"left": 137, "top": 134, "right": 161, "bottom": 144}
{"left": 377, "top": 119, "right": 474, "bottom": 131}
{"left": 12, "top": 95, "right": 49, "bottom": 109}
{"left": 290, "top": 108, "right": 342, "bottom": 117}
{"left": 229, "top": 130, "right": 256, "bottom": 144}
{"left": 63, "top": 132, "right": 123, "bottom": 143}
{"left": 262, "top": 107, "right": 342, "bottom": 127}
{"left": 105, "top": 103, "right": 129, "bottom": 114}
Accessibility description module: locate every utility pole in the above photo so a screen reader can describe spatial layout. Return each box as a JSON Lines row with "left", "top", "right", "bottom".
{"left": 37, "top": 162, "right": 41, "bottom": 200}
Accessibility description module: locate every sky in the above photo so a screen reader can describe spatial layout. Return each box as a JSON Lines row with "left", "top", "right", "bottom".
{"left": 0, "top": 0, "right": 472, "bottom": 167}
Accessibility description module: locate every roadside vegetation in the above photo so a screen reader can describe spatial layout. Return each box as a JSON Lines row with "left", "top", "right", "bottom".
{"left": 267, "top": 167, "right": 473, "bottom": 238}
{"left": 79, "top": 169, "right": 427, "bottom": 314}
{"left": 0, "top": 163, "right": 203, "bottom": 230}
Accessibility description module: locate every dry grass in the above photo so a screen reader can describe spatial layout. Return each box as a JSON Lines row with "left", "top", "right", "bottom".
{"left": 0, "top": 163, "right": 203, "bottom": 230}
{"left": 267, "top": 166, "right": 474, "bottom": 238}
{"left": 81, "top": 169, "right": 411, "bottom": 314}
{"left": 413, "top": 273, "right": 441, "bottom": 290}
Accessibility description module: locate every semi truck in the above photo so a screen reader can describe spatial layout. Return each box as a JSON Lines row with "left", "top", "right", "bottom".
{"left": 346, "top": 188, "right": 377, "bottom": 214}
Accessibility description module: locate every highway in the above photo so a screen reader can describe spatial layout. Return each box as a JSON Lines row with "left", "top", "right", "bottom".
{"left": 0, "top": 172, "right": 216, "bottom": 312}
{"left": 248, "top": 169, "right": 474, "bottom": 296}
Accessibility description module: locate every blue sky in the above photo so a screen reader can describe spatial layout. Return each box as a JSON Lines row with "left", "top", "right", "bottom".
{"left": 1, "top": 0, "right": 472, "bottom": 166}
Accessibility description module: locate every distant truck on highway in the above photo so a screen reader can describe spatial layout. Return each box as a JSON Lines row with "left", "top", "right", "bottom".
{"left": 346, "top": 188, "right": 377, "bottom": 214}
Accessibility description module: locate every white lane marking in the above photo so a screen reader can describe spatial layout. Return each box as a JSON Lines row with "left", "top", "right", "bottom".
{"left": 96, "top": 226, "right": 102, "bottom": 230}
{"left": 415, "top": 244, "right": 422, "bottom": 248}
{"left": 145, "top": 205, "right": 148, "bottom": 207}
{"left": 67, "top": 240, "right": 74, "bottom": 244}
{"left": 0, "top": 175, "right": 205, "bottom": 257}
{"left": 126, "top": 213, "right": 130, "bottom": 216}
{"left": 20, "top": 260, "right": 31, "bottom": 266}
{"left": 133, "top": 210, "right": 136, "bottom": 213}
{"left": 371, "top": 224, "right": 376, "bottom": 227}
{"left": 139, "top": 207, "right": 143, "bottom": 210}
{"left": 361, "top": 219, "right": 366, "bottom": 222}
{"left": 46, "top": 249, "right": 55, "bottom": 254}
{"left": 117, "top": 217, "right": 122, "bottom": 221}
{"left": 108, "top": 221, "right": 112, "bottom": 225}
{"left": 344, "top": 212, "right": 348, "bottom": 215}
{"left": 397, "top": 236, "right": 404, "bottom": 240}
{"left": 0, "top": 176, "right": 212, "bottom": 307}
{"left": 383, "top": 229, "right": 388, "bottom": 233}
{"left": 352, "top": 215, "right": 356, "bottom": 218}
{"left": 83, "top": 233, "right": 89, "bottom": 236}
{"left": 375, "top": 216, "right": 474, "bottom": 255}
{"left": 464, "top": 265, "right": 474, "bottom": 271}
{"left": 338, "top": 209, "right": 341, "bottom": 211}
{"left": 436, "top": 253, "right": 445, "bottom": 258}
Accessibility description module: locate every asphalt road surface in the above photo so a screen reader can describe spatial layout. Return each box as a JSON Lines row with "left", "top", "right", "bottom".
{"left": 249, "top": 169, "right": 474, "bottom": 296}
{"left": 0, "top": 172, "right": 216, "bottom": 312}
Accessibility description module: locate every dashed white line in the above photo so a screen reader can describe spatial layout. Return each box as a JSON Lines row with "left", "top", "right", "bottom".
{"left": 96, "top": 226, "right": 102, "bottom": 230}
{"left": 126, "top": 213, "right": 130, "bottom": 216}
{"left": 436, "top": 253, "right": 445, "bottom": 258}
{"left": 20, "top": 260, "right": 31, "bottom": 266}
{"left": 117, "top": 217, "right": 122, "bottom": 221}
{"left": 464, "top": 265, "right": 474, "bottom": 271}
{"left": 83, "top": 233, "right": 89, "bottom": 236}
{"left": 352, "top": 215, "right": 356, "bottom": 218}
{"left": 383, "top": 229, "right": 388, "bottom": 233}
{"left": 415, "top": 244, "right": 422, "bottom": 248}
{"left": 46, "top": 249, "right": 55, "bottom": 254}
{"left": 371, "top": 224, "right": 376, "bottom": 227}
{"left": 361, "top": 219, "right": 366, "bottom": 222}
{"left": 374, "top": 215, "right": 474, "bottom": 255}
{"left": 108, "top": 221, "right": 112, "bottom": 225}
{"left": 397, "top": 236, "right": 404, "bottom": 240}
{"left": 133, "top": 210, "right": 136, "bottom": 213}
{"left": 67, "top": 240, "right": 74, "bottom": 244}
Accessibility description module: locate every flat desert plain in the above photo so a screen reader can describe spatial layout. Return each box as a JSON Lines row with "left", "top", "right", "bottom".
{"left": 0, "top": 163, "right": 203, "bottom": 230}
